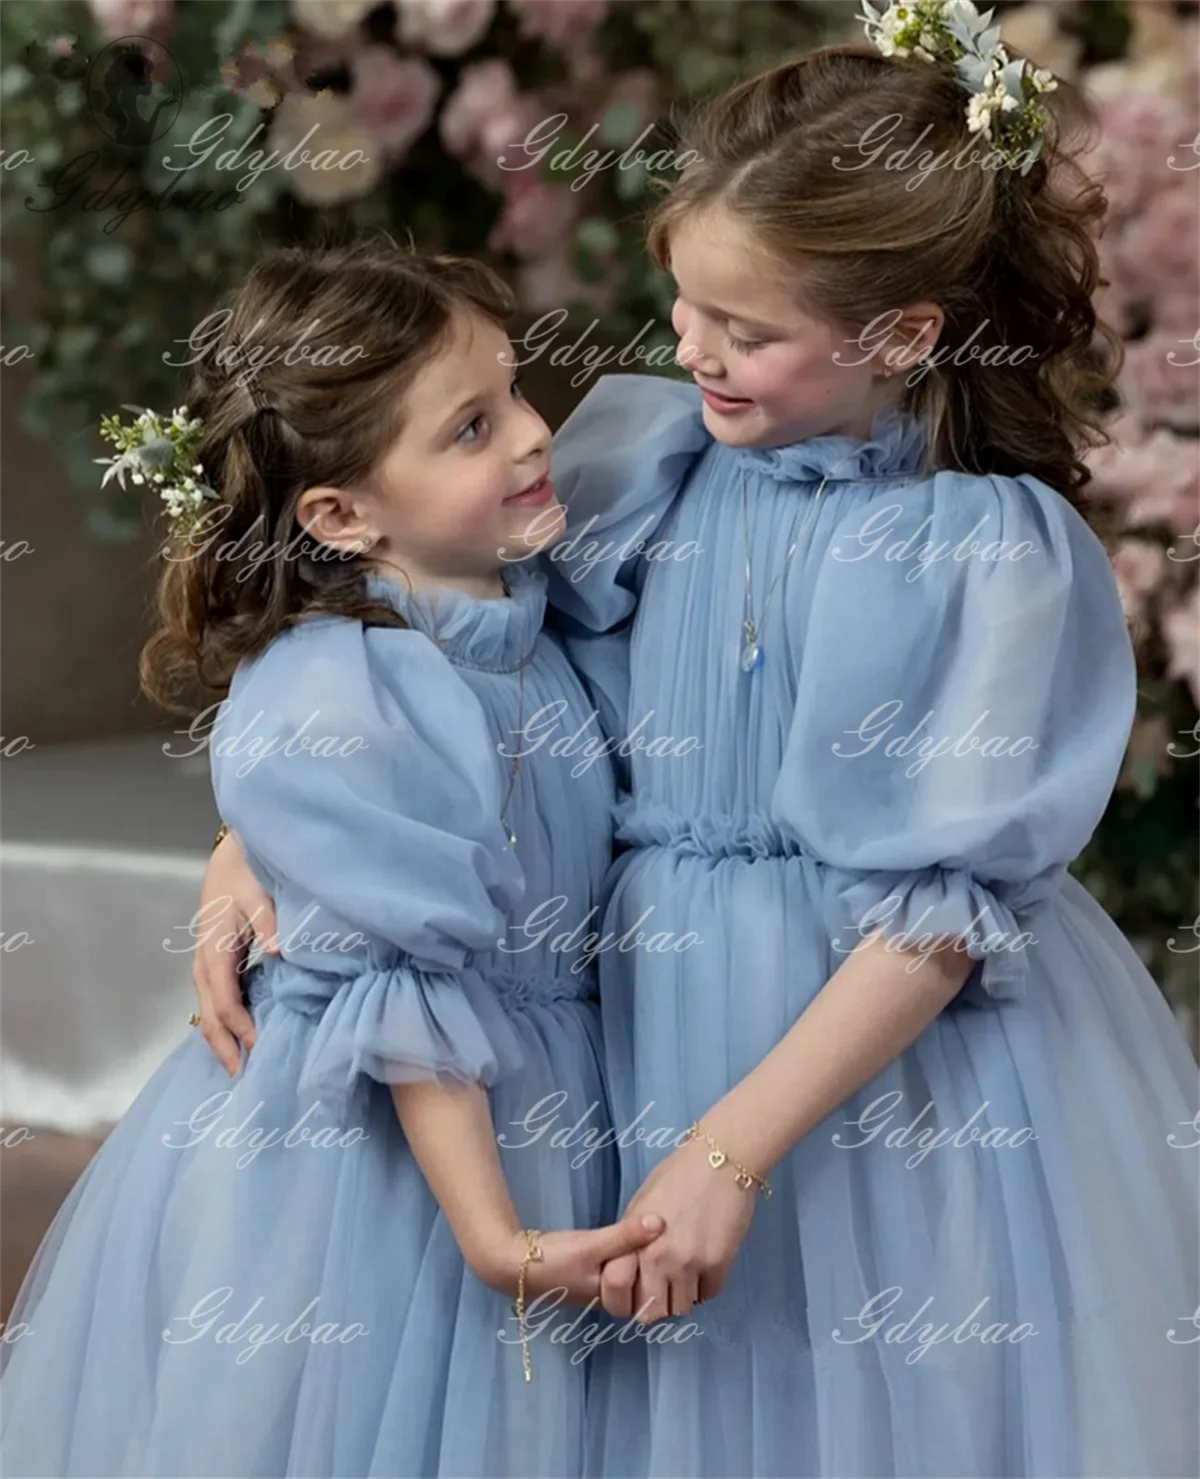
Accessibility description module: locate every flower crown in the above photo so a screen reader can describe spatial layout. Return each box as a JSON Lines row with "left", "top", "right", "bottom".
{"left": 858, "top": 0, "right": 1057, "bottom": 173}
{"left": 96, "top": 405, "right": 218, "bottom": 537}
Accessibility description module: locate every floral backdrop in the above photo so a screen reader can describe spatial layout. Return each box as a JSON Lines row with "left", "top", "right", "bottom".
{"left": 0, "top": 0, "right": 1196, "bottom": 1026}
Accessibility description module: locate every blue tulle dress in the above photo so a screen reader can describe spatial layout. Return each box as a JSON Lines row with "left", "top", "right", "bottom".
{"left": 544, "top": 375, "right": 1200, "bottom": 1479}
{"left": 0, "top": 563, "right": 620, "bottom": 1478}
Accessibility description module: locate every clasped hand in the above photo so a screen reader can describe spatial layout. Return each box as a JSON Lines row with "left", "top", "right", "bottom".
{"left": 596, "top": 1137, "right": 757, "bottom": 1324}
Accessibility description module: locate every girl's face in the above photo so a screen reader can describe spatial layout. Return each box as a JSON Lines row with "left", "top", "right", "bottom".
{"left": 303, "top": 309, "right": 561, "bottom": 598}
{"left": 668, "top": 203, "right": 929, "bottom": 450}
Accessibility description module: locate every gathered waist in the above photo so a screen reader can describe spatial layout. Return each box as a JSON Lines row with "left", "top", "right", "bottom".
{"left": 615, "top": 801, "right": 805, "bottom": 860}
{"left": 245, "top": 955, "right": 597, "bottom": 1018}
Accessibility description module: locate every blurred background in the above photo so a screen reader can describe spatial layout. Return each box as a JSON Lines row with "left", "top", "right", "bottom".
{"left": 1, "top": 0, "right": 1197, "bottom": 1322}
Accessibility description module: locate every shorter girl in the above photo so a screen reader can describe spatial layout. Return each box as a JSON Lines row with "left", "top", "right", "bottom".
{"left": 0, "top": 243, "right": 660, "bottom": 1479}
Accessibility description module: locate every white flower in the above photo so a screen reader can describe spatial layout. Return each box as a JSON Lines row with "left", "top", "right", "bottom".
{"left": 966, "top": 93, "right": 995, "bottom": 136}
{"left": 266, "top": 92, "right": 383, "bottom": 206}
{"left": 291, "top": 0, "right": 375, "bottom": 39}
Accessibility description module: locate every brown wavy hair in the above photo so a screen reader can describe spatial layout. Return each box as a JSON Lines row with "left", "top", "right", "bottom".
{"left": 139, "top": 240, "right": 515, "bottom": 713}
{"left": 647, "top": 46, "right": 1122, "bottom": 506}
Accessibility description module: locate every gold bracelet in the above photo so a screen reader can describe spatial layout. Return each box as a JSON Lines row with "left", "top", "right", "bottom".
{"left": 515, "top": 1228, "right": 543, "bottom": 1382}
{"left": 685, "top": 1122, "right": 772, "bottom": 1198}
{"left": 213, "top": 821, "right": 230, "bottom": 851}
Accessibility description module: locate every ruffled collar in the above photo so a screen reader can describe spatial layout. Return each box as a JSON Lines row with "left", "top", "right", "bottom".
{"left": 736, "top": 410, "right": 928, "bottom": 485}
{"left": 366, "top": 560, "right": 546, "bottom": 673}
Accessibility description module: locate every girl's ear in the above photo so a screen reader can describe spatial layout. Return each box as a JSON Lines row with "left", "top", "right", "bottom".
{"left": 883, "top": 302, "right": 945, "bottom": 374}
{"left": 295, "top": 486, "right": 377, "bottom": 556}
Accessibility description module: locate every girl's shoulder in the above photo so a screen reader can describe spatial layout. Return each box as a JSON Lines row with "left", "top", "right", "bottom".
{"left": 219, "top": 615, "right": 489, "bottom": 789}
{"left": 832, "top": 466, "right": 1114, "bottom": 596}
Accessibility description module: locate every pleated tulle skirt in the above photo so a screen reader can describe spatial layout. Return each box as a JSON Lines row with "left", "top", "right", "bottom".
{"left": 588, "top": 854, "right": 1200, "bottom": 1479}
{"left": 0, "top": 980, "right": 616, "bottom": 1478}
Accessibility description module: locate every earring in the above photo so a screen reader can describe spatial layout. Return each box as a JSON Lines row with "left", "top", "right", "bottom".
{"left": 357, "top": 534, "right": 377, "bottom": 554}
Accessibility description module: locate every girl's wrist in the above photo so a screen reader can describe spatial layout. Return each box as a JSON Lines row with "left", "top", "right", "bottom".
{"left": 462, "top": 1217, "right": 525, "bottom": 1294}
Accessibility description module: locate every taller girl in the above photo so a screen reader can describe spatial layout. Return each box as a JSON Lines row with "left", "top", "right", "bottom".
{"left": 546, "top": 6, "right": 1199, "bottom": 1475}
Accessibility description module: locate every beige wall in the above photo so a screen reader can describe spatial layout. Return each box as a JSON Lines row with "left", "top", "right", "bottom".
{"left": 0, "top": 300, "right": 592, "bottom": 745}
{"left": 2, "top": 353, "right": 163, "bottom": 745}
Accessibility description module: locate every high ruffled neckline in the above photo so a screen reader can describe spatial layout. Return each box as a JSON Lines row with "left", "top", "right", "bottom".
{"left": 736, "top": 410, "right": 928, "bottom": 485}
{"left": 366, "top": 560, "right": 546, "bottom": 672}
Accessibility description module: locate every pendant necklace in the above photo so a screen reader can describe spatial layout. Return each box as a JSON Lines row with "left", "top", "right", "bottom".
{"left": 499, "top": 644, "right": 531, "bottom": 849}
{"left": 739, "top": 472, "right": 830, "bottom": 674}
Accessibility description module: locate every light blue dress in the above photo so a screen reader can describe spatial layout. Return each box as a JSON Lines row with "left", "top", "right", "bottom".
{"left": 0, "top": 564, "right": 619, "bottom": 1478}
{"left": 545, "top": 375, "right": 1200, "bottom": 1479}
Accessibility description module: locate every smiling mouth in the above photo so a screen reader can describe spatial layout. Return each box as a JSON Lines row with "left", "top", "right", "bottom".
{"left": 695, "top": 381, "right": 755, "bottom": 409}
{"left": 504, "top": 471, "right": 556, "bottom": 508}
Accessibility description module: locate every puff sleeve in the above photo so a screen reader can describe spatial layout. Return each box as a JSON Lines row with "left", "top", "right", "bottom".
{"left": 773, "top": 472, "right": 1136, "bottom": 1002}
{"left": 212, "top": 620, "right": 526, "bottom": 1114}
{"left": 542, "top": 374, "right": 709, "bottom": 751}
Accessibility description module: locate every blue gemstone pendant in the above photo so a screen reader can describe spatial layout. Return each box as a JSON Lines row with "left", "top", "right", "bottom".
{"left": 740, "top": 639, "right": 762, "bottom": 673}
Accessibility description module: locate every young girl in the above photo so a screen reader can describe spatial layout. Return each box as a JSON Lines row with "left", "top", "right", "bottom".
{"left": 0, "top": 242, "right": 665, "bottom": 1478}
{"left": 196, "top": 12, "right": 1198, "bottom": 1478}
{"left": 546, "top": 18, "right": 1200, "bottom": 1478}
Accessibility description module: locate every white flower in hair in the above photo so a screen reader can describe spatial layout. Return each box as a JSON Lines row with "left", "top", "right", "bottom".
{"left": 96, "top": 404, "right": 219, "bottom": 538}
{"left": 859, "top": 0, "right": 1055, "bottom": 171}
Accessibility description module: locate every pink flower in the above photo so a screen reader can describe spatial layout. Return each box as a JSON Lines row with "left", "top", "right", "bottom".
{"left": 348, "top": 47, "right": 441, "bottom": 162}
{"left": 1087, "top": 416, "right": 1200, "bottom": 534}
{"left": 508, "top": 0, "right": 607, "bottom": 53}
{"left": 1116, "top": 184, "right": 1200, "bottom": 305}
{"left": 87, "top": 0, "right": 174, "bottom": 40}
{"left": 515, "top": 247, "right": 615, "bottom": 315}
{"left": 396, "top": 0, "right": 495, "bottom": 57}
{"left": 440, "top": 58, "right": 518, "bottom": 156}
{"left": 488, "top": 172, "right": 580, "bottom": 258}
{"left": 1163, "top": 586, "right": 1200, "bottom": 704}
{"left": 1120, "top": 332, "right": 1200, "bottom": 433}
{"left": 1111, "top": 537, "right": 1168, "bottom": 624}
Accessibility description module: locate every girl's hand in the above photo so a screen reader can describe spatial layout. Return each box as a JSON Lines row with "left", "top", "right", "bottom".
{"left": 599, "top": 1137, "right": 757, "bottom": 1323}
{"left": 193, "top": 830, "right": 278, "bottom": 1074}
{"left": 475, "top": 1214, "right": 666, "bottom": 1307}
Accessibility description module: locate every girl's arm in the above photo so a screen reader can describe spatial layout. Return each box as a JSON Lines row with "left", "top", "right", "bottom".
{"left": 606, "top": 936, "right": 970, "bottom": 1323}
{"left": 392, "top": 1079, "right": 665, "bottom": 1301}
{"left": 704, "top": 932, "right": 971, "bottom": 1171}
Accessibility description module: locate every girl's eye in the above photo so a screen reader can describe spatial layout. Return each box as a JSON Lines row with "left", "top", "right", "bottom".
{"left": 455, "top": 412, "right": 487, "bottom": 444}
{"left": 726, "top": 331, "right": 764, "bottom": 355}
